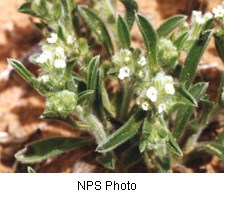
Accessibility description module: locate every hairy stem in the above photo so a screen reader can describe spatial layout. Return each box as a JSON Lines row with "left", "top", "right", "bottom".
{"left": 75, "top": 106, "right": 107, "bottom": 144}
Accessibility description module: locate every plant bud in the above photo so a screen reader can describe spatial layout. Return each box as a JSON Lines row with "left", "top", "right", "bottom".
{"left": 158, "top": 39, "right": 178, "bottom": 68}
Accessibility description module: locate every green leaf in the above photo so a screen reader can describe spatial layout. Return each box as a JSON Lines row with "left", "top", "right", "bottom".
{"left": 199, "top": 95, "right": 213, "bottom": 125}
{"left": 175, "top": 84, "right": 198, "bottom": 107}
{"left": 217, "top": 73, "right": 224, "bottom": 108}
{"left": 97, "top": 110, "right": 145, "bottom": 153}
{"left": 180, "top": 30, "right": 213, "bottom": 87}
{"left": 156, "top": 155, "right": 171, "bottom": 173}
{"left": 77, "top": 90, "right": 94, "bottom": 104}
{"left": 15, "top": 137, "right": 94, "bottom": 164}
{"left": 140, "top": 115, "right": 152, "bottom": 153}
{"left": 79, "top": 6, "right": 113, "bottom": 55}
{"left": 8, "top": 59, "right": 48, "bottom": 94}
{"left": 157, "top": 15, "right": 187, "bottom": 38}
{"left": 167, "top": 133, "right": 183, "bottom": 156}
{"left": 136, "top": 13, "right": 158, "bottom": 72}
{"left": 200, "top": 142, "right": 224, "bottom": 161}
{"left": 87, "top": 56, "right": 100, "bottom": 107}
{"left": 121, "top": 143, "right": 142, "bottom": 169}
{"left": 8, "top": 59, "right": 36, "bottom": 84}
{"left": 214, "top": 31, "right": 224, "bottom": 62}
{"left": 18, "top": 2, "right": 36, "bottom": 16}
{"left": 119, "top": 0, "right": 138, "bottom": 29}
{"left": 185, "top": 141, "right": 224, "bottom": 162}
{"left": 27, "top": 166, "right": 36, "bottom": 173}
{"left": 173, "top": 32, "right": 189, "bottom": 50}
{"left": 173, "top": 82, "right": 208, "bottom": 139}
{"left": 117, "top": 14, "right": 131, "bottom": 48}
{"left": 96, "top": 154, "right": 116, "bottom": 170}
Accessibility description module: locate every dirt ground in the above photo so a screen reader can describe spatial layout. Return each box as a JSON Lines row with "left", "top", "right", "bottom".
{"left": 0, "top": 0, "right": 223, "bottom": 172}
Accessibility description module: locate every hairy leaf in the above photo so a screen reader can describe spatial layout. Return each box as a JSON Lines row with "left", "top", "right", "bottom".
{"left": 157, "top": 15, "right": 187, "bottom": 37}
{"left": 117, "top": 14, "right": 131, "bottom": 48}
{"left": 79, "top": 6, "right": 113, "bottom": 55}
{"left": 175, "top": 84, "right": 198, "bottom": 107}
{"left": 77, "top": 90, "right": 94, "bottom": 104}
{"left": 18, "top": 2, "right": 36, "bottom": 16}
{"left": 180, "top": 30, "right": 213, "bottom": 87}
{"left": 96, "top": 154, "right": 116, "bottom": 170}
{"left": 173, "top": 32, "right": 189, "bottom": 50}
{"left": 15, "top": 137, "right": 94, "bottom": 163}
{"left": 214, "top": 32, "right": 224, "bottom": 62}
{"left": 119, "top": 0, "right": 138, "bottom": 29}
{"left": 97, "top": 110, "right": 145, "bottom": 153}
{"left": 173, "top": 83, "right": 208, "bottom": 139}
{"left": 87, "top": 56, "right": 100, "bottom": 107}
{"left": 136, "top": 13, "right": 158, "bottom": 71}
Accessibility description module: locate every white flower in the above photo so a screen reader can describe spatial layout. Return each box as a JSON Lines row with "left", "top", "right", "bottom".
{"left": 146, "top": 86, "right": 157, "bottom": 102}
{"left": 138, "top": 71, "right": 144, "bottom": 78}
{"left": 118, "top": 67, "right": 130, "bottom": 80}
{"left": 165, "top": 83, "right": 175, "bottom": 95}
{"left": 36, "top": 50, "right": 53, "bottom": 64}
{"left": 192, "top": 11, "right": 205, "bottom": 24}
{"left": 67, "top": 35, "right": 73, "bottom": 44}
{"left": 196, "top": 16, "right": 205, "bottom": 24}
{"left": 141, "top": 101, "right": 150, "bottom": 111}
{"left": 38, "top": 74, "right": 49, "bottom": 83}
{"left": 124, "top": 57, "right": 130, "bottom": 62}
{"left": 138, "top": 56, "right": 147, "bottom": 66}
{"left": 213, "top": 5, "right": 224, "bottom": 18}
{"left": 56, "top": 47, "right": 64, "bottom": 55}
{"left": 54, "top": 59, "right": 66, "bottom": 69}
{"left": 204, "top": 12, "right": 213, "bottom": 20}
{"left": 158, "top": 104, "right": 166, "bottom": 114}
{"left": 47, "top": 33, "right": 58, "bottom": 44}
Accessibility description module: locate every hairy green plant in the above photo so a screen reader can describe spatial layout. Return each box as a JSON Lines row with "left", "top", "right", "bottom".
{"left": 10, "top": 0, "right": 224, "bottom": 172}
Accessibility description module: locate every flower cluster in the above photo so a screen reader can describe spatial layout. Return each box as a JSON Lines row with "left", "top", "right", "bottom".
{"left": 136, "top": 72, "right": 175, "bottom": 114}
{"left": 213, "top": 2, "right": 224, "bottom": 21}
{"left": 158, "top": 39, "right": 178, "bottom": 68}
{"left": 112, "top": 49, "right": 147, "bottom": 80}
{"left": 44, "top": 90, "right": 77, "bottom": 117}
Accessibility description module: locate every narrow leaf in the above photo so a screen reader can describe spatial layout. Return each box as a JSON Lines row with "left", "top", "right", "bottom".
{"left": 18, "top": 2, "right": 36, "bottom": 16}
{"left": 97, "top": 110, "right": 145, "bottom": 153}
{"left": 173, "top": 82, "right": 208, "bottom": 139}
{"left": 119, "top": 0, "right": 138, "bottom": 29}
{"left": 175, "top": 84, "right": 198, "bottom": 107}
{"left": 117, "top": 14, "right": 131, "bottom": 48}
{"left": 8, "top": 59, "right": 36, "bottom": 84}
{"left": 214, "top": 32, "right": 224, "bottom": 62}
{"left": 77, "top": 90, "right": 94, "bottom": 104}
{"left": 174, "top": 32, "right": 189, "bottom": 50}
{"left": 27, "top": 166, "right": 36, "bottom": 173}
{"left": 79, "top": 6, "right": 113, "bottom": 55}
{"left": 96, "top": 154, "right": 116, "bottom": 170}
{"left": 121, "top": 143, "right": 142, "bottom": 168}
{"left": 15, "top": 137, "right": 94, "bottom": 163}
{"left": 157, "top": 15, "right": 187, "bottom": 37}
{"left": 87, "top": 56, "right": 100, "bottom": 106}
{"left": 136, "top": 13, "right": 158, "bottom": 71}
{"left": 167, "top": 134, "right": 183, "bottom": 156}
{"left": 180, "top": 30, "right": 213, "bottom": 87}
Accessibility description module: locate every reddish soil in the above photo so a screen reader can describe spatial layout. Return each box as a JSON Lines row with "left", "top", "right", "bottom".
{"left": 0, "top": 0, "right": 223, "bottom": 173}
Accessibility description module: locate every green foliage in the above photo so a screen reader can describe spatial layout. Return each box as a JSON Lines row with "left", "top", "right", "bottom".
{"left": 156, "top": 15, "right": 187, "bottom": 37}
{"left": 136, "top": 13, "right": 158, "bottom": 73}
{"left": 79, "top": 6, "right": 113, "bottom": 55}
{"left": 15, "top": 137, "right": 94, "bottom": 163}
{"left": 11, "top": 0, "right": 224, "bottom": 172}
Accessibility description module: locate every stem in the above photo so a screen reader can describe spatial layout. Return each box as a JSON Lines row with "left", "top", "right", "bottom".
{"left": 75, "top": 106, "right": 107, "bottom": 144}
{"left": 118, "top": 82, "right": 133, "bottom": 121}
